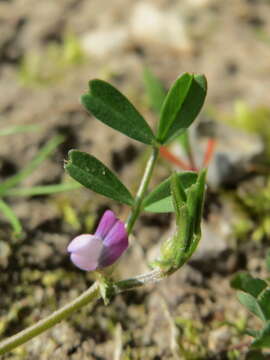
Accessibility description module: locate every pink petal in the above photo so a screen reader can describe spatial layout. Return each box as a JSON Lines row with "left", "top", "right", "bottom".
{"left": 97, "top": 241, "right": 128, "bottom": 269}
{"left": 68, "top": 234, "right": 104, "bottom": 271}
{"left": 68, "top": 234, "right": 98, "bottom": 254}
{"left": 70, "top": 253, "right": 98, "bottom": 271}
{"left": 103, "top": 220, "right": 128, "bottom": 247}
{"left": 95, "top": 210, "right": 117, "bottom": 239}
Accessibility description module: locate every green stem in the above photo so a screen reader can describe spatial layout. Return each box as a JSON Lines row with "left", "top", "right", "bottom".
{"left": 0, "top": 282, "right": 99, "bottom": 355}
{"left": 0, "top": 269, "right": 164, "bottom": 355}
{"left": 126, "top": 146, "right": 159, "bottom": 234}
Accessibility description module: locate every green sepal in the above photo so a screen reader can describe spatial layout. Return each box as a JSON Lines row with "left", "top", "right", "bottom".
{"left": 97, "top": 274, "right": 115, "bottom": 306}
{"left": 191, "top": 169, "right": 207, "bottom": 236}
{"left": 185, "top": 170, "right": 206, "bottom": 259}
{"left": 151, "top": 205, "right": 190, "bottom": 273}
{"left": 151, "top": 169, "right": 206, "bottom": 274}
{"left": 170, "top": 171, "right": 187, "bottom": 219}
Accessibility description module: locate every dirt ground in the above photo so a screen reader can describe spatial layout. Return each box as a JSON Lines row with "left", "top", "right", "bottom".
{"left": 1, "top": 0, "right": 270, "bottom": 359}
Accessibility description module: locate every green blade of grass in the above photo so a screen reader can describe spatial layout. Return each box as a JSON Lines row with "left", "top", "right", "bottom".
{"left": 5, "top": 182, "right": 81, "bottom": 197}
{"left": 0, "top": 124, "right": 41, "bottom": 137}
{"left": 143, "top": 67, "right": 166, "bottom": 115}
{"left": 0, "top": 135, "right": 65, "bottom": 196}
{"left": 0, "top": 198, "right": 23, "bottom": 236}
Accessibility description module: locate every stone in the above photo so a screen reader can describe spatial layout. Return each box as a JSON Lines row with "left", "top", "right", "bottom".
{"left": 81, "top": 27, "right": 129, "bottom": 58}
{"left": 130, "top": 3, "right": 192, "bottom": 53}
{"left": 208, "top": 326, "right": 231, "bottom": 352}
{"left": 196, "top": 121, "right": 264, "bottom": 188}
{"left": 192, "top": 219, "right": 230, "bottom": 262}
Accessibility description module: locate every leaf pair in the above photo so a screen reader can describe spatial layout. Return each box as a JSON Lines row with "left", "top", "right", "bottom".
{"left": 65, "top": 150, "right": 201, "bottom": 213}
{"left": 231, "top": 271, "right": 270, "bottom": 349}
{"left": 81, "top": 73, "right": 207, "bottom": 145}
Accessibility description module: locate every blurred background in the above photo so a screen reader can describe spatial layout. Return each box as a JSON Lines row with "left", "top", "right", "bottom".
{"left": 1, "top": 0, "right": 270, "bottom": 359}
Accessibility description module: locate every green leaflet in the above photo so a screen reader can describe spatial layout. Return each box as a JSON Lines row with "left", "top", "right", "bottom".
{"left": 143, "top": 172, "right": 197, "bottom": 213}
{"left": 157, "top": 74, "right": 207, "bottom": 144}
{"left": 231, "top": 272, "right": 268, "bottom": 298}
{"left": 65, "top": 150, "right": 134, "bottom": 206}
{"left": 81, "top": 79, "right": 155, "bottom": 145}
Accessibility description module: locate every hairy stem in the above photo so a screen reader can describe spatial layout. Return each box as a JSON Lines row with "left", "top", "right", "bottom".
{"left": 0, "top": 269, "right": 165, "bottom": 355}
{"left": 0, "top": 282, "right": 99, "bottom": 355}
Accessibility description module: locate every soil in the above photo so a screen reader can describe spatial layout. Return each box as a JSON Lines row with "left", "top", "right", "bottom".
{"left": 0, "top": 0, "right": 270, "bottom": 359}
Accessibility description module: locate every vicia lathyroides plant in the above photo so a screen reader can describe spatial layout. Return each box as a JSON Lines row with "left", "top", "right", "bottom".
{"left": 0, "top": 72, "right": 207, "bottom": 355}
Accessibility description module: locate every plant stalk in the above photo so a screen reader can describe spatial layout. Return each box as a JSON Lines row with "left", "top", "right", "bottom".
{"left": 126, "top": 146, "right": 159, "bottom": 234}
{"left": 0, "top": 282, "right": 99, "bottom": 355}
{"left": 0, "top": 269, "right": 165, "bottom": 355}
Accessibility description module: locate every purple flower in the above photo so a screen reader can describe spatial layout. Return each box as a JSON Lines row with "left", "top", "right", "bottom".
{"left": 67, "top": 210, "right": 128, "bottom": 271}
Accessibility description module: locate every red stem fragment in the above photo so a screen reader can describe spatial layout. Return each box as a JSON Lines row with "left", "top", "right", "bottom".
{"left": 202, "top": 138, "right": 216, "bottom": 168}
{"left": 160, "top": 147, "right": 192, "bottom": 171}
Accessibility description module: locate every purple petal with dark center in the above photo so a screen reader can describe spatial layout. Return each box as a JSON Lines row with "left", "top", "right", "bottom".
{"left": 95, "top": 210, "right": 117, "bottom": 239}
{"left": 97, "top": 241, "right": 128, "bottom": 268}
{"left": 103, "top": 220, "right": 128, "bottom": 247}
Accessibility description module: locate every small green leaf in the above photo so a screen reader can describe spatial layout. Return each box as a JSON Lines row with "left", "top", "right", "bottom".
{"left": 143, "top": 172, "right": 197, "bottom": 213}
{"left": 0, "top": 135, "right": 64, "bottom": 196}
{"left": 65, "top": 150, "right": 134, "bottom": 205}
{"left": 237, "top": 292, "right": 266, "bottom": 321}
{"left": 81, "top": 79, "right": 155, "bottom": 145}
{"left": 0, "top": 124, "right": 41, "bottom": 136}
{"left": 231, "top": 272, "right": 268, "bottom": 298}
{"left": 251, "top": 322, "right": 270, "bottom": 349}
{"left": 6, "top": 182, "right": 81, "bottom": 197}
{"left": 258, "top": 288, "right": 270, "bottom": 320}
{"left": 0, "top": 199, "right": 23, "bottom": 236}
{"left": 157, "top": 73, "right": 193, "bottom": 143}
{"left": 143, "top": 67, "right": 166, "bottom": 114}
{"left": 158, "top": 74, "right": 207, "bottom": 144}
